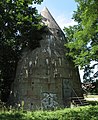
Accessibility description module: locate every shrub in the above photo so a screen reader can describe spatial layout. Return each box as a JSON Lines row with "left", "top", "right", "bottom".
{"left": 0, "top": 105, "right": 98, "bottom": 120}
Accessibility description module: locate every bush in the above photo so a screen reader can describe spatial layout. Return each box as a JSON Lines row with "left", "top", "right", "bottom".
{"left": 0, "top": 105, "right": 98, "bottom": 120}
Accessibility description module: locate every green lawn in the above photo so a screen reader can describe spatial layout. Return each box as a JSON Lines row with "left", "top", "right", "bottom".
{"left": 84, "top": 95, "right": 98, "bottom": 98}
{"left": 0, "top": 105, "right": 98, "bottom": 120}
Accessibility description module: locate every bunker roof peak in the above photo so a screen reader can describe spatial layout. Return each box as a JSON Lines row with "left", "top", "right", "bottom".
{"left": 41, "top": 7, "right": 61, "bottom": 30}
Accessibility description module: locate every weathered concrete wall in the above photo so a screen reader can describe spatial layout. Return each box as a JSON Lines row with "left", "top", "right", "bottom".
{"left": 10, "top": 7, "right": 83, "bottom": 110}
{"left": 11, "top": 28, "right": 83, "bottom": 110}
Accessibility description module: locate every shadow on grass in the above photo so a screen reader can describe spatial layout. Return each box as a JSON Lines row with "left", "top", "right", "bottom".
{"left": 87, "top": 101, "right": 98, "bottom": 106}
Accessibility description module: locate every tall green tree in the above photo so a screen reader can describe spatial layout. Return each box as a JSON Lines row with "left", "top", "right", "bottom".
{"left": 64, "top": 0, "right": 98, "bottom": 82}
{"left": 0, "top": 0, "right": 44, "bottom": 102}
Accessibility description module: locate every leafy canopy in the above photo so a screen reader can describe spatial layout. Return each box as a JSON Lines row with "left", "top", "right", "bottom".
{"left": 64, "top": 0, "right": 98, "bottom": 82}
{"left": 0, "top": 0, "right": 44, "bottom": 102}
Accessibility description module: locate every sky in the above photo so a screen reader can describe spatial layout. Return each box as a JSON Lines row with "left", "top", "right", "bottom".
{"left": 34, "top": 0, "right": 84, "bottom": 81}
{"left": 34, "top": 0, "right": 78, "bottom": 29}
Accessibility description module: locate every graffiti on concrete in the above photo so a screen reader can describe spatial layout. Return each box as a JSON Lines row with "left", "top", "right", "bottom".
{"left": 41, "top": 92, "right": 58, "bottom": 109}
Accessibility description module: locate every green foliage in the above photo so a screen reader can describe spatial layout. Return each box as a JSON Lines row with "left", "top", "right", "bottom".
{"left": 1, "top": 106, "right": 98, "bottom": 120}
{"left": 64, "top": 0, "right": 98, "bottom": 82}
{"left": 64, "top": 0, "right": 98, "bottom": 67}
{"left": 0, "top": 0, "right": 44, "bottom": 102}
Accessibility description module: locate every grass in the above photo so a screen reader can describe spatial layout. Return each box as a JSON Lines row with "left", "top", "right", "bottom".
{"left": 0, "top": 95, "right": 98, "bottom": 120}
{"left": 84, "top": 94, "right": 98, "bottom": 105}
{"left": 84, "top": 95, "right": 98, "bottom": 98}
{"left": 87, "top": 101, "right": 98, "bottom": 106}
{"left": 0, "top": 105, "right": 98, "bottom": 120}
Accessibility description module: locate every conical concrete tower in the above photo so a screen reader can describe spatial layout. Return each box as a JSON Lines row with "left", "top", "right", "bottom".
{"left": 10, "top": 7, "right": 83, "bottom": 110}
{"left": 41, "top": 7, "right": 61, "bottom": 29}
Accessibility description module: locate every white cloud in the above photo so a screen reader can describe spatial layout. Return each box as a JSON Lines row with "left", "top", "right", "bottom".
{"left": 56, "top": 14, "right": 77, "bottom": 30}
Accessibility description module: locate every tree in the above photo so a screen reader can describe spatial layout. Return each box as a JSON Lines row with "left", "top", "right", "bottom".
{"left": 64, "top": 0, "right": 98, "bottom": 82}
{"left": 0, "top": 0, "right": 44, "bottom": 102}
